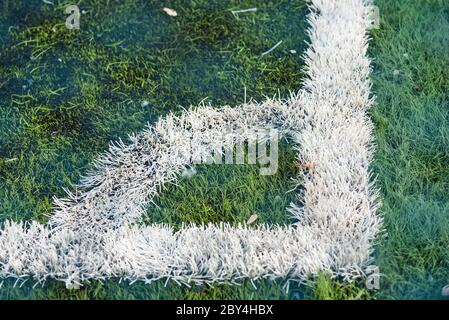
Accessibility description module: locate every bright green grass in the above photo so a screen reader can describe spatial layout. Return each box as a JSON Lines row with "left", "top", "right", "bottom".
{"left": 0, "top": 0, "right": 448, "bottom": 300}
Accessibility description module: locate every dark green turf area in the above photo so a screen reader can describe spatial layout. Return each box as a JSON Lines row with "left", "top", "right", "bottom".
{"left": 0, "top": 0, "right": 448, "bottom": 300}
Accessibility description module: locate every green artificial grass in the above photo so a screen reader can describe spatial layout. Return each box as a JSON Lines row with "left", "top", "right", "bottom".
{"left": 0, "top": 0, "right": 448, "bottom": 300}
{"left": 370, "top": 0, "right": 449, "bottom": 300}
{"left": 0, "top": 0, "right": 308, "bottom": 225}
{"left": 145, "top": 142, "right": 298, "bottom": 228}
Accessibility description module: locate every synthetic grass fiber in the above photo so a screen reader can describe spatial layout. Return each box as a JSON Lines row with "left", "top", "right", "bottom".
{"left": 0, "top": 0, "right": 448, "bottom": 300}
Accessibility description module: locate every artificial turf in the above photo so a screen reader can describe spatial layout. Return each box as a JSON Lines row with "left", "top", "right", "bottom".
{"left": 370, "top": 0, "right": 449, "bottom": 299}
{"left": 0, "top": 0, "right": 448, "bottom": 300}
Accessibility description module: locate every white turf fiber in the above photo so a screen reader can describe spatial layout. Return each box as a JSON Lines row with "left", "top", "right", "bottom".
{"left": 0, "top": 0, "right": 381, "bottom": 288}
